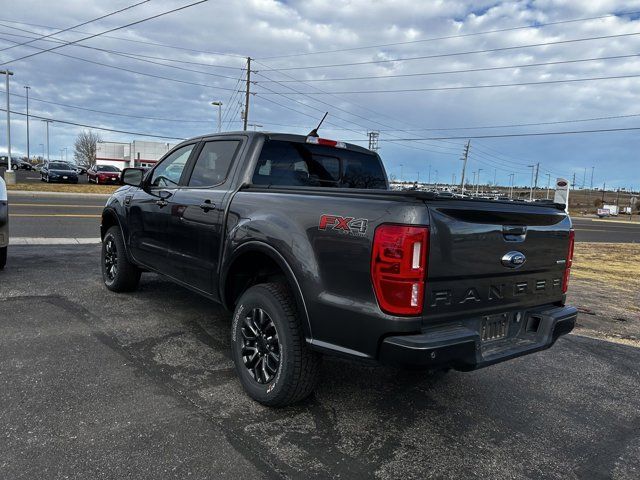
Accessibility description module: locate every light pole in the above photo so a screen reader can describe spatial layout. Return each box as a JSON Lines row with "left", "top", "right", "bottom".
{"left": 509, "top": 173, "right": 515, "bottom": 199}
{"left": 24, "top": 85, "right": 30, "bottom": 161}
{"left": 400, "top": 163, "right": 403, "bottom": 183}
{"left": 1, "top": 69, "right": 14, "bottom": 181}
{"left": 211, "top": 101, "right": 222, "bottom": 133}
{"left": 476, "top": 168, "right": 483, "bottom": 194}
{"left": 546, "top": 173, "right": 551, "bottom": 199}
{"left": 528, "top": 165, "right": 535, "bottom": 201}
{"left": 42, "top": 119, "right": 52, "bottom": 164}
{"left": 39, "top": 143, "right": 44, "bottom": 160}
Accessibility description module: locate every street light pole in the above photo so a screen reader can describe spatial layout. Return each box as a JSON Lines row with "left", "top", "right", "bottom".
{"left": 509, "top": 173, "right": 515, "bottom": 199}
{"left": 546, "top": 173, "right": 551, "bottom": 199}
{"left": 42, "top": 119, "right": 52, "bottom": 163}
{"left": 528, "top": 165, "right": 535, "bottom": 201}
{"left": 476, "top": 168, "right": 483, "bottom": 194}
{"left": 24, "top": 85, "right": 30, "bottom": 161}
{"left": 1, "top": 69, "right": 14, "bottom": 174}
{"left": 211, "top": 101, "right": 222, "bottom": 133}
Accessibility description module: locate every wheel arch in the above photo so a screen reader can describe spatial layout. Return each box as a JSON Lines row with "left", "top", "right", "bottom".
{"left": 221, "top": 241, "right": 313, "bottom": 340}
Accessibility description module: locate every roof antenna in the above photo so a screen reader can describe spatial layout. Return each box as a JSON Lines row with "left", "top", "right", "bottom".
{"left": 307, "top": 112, "right": 328, "bottom": 137}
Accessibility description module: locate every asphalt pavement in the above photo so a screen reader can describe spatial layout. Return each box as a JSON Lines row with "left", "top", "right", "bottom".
{"left": 0, "top": 245, "right": 639, "bottom": 479}
{"left": 5, "top": 192, "right": 639, "bottom": 243}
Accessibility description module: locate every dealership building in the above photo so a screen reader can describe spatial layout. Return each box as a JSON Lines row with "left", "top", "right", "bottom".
{"left": 96, "top": 140, "right": 175, "bottom": 169}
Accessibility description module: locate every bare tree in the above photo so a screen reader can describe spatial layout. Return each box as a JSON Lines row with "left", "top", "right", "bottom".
{"left": 73, "top": 130, "right": 101, "bottom": 167}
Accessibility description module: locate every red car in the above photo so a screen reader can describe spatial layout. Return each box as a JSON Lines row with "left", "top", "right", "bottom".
{"left": 87, "top": 165, "right": 121, "bottom": 184}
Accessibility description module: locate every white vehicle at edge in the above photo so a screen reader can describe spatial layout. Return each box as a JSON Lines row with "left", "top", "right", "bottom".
{"left": 0, "top": 175, "right": 7, "bottom": 269}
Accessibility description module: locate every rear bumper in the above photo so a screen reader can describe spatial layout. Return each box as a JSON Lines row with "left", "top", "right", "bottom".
{"left": 379, "top": 304, "right": 577, "bottom": 370}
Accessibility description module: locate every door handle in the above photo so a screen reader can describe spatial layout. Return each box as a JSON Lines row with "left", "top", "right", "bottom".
{"left": 199, "top": 199, "right": 215, "bottom": 212}
{"left": 155, "top": 199, "right": 168, "bottom": 208}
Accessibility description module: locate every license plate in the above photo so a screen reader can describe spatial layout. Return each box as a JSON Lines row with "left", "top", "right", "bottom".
{"left": 63, "top": 176, "right": 68, "bottom": 179}
{"left": 481, "top": 314, "right": 509, "bottom": 342}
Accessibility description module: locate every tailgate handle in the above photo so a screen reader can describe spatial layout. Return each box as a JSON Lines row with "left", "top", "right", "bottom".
{"left": 502, "top": 225, "right": 527, "bottom": 241}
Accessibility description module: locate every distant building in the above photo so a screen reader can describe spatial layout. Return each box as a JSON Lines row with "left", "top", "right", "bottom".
{"left": 96, "top": 140, "right": 174, "bottom": 169}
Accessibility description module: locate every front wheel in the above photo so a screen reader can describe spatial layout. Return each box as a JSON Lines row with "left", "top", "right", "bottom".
{"left": 101, "top": 226, "right": 141, "bottom": 292}
{"left": 231, "top": 283, "right": 321, "bottom": 407}
{"left": 0, "top": 246, "right": 6, "bottom": 269}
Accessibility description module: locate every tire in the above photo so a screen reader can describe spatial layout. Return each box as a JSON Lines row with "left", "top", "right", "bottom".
{"left": 0, "top": 246, "right": 6, "bottom": 270}
{"left": 231, "top": 282, "right": 321, "bottom": 407}
{"left": 101, "top": 226, "right": 141, "bottom": 292}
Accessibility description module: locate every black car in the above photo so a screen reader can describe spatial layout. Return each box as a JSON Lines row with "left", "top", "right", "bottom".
{"left": 41, "top": 162, "right": 79, "bottom": 183}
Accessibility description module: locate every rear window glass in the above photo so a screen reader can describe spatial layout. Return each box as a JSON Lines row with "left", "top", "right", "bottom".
{"left": 252, "top": 140, "right": 386, "bottom": 189}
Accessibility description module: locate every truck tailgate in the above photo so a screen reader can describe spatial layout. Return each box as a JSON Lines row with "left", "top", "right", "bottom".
{"left": 424, "top": 200, "right": 571, "bottom": 322}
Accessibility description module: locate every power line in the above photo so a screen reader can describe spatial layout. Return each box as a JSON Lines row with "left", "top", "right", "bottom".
{"left": 257, "top": 10, "right": 640, "bottom": 60}
{"left": 1, "top": 0, "right": 208, "bottom": 65}
{"left": 256, "top": 73, "right": 640, "bottom": 95}
{"left": 374, "top": 112, "right": 640, "bottom": 132}
{"left": 0, "top": 17, "right": 247, "bottom": 59}
{"left": 0, "top": 0, "right": 150, "bottom": 53}
{"left": 0, "top": 33, "right": 239, "bottom": 92}
{"left": 343, "top": 126, "right": 640, "bottom": 140}
{"left": 0, "top": 107, "right": 185, "bottom": 140}
{"left": 0, "top": 88, "right": 212, "bottom": 123}
{"left": 0, "top": 25, "right": 245, "bottom": 72}
{"left": 259, "top": 31, "right": 640, "bottom": 71}
{"left": 256, "top": 53, "right": 640, "bottom": 83}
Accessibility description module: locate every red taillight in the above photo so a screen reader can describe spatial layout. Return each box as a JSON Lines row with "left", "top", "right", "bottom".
{"left": 306, "top": 136, "right": 346, "bottom": 148}
{"left": 371, "top": 224, "right": 429, "bottom": 315}
{"left": 562, "top": 229, "right": 575, "bottom": 293}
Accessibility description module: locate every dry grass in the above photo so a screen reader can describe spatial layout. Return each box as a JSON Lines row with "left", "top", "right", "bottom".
{"left": 7, "top": 183, "right": 118, "bottom": 194}
{"left": 572, "top": 242, "right": 640, "bottom": 294}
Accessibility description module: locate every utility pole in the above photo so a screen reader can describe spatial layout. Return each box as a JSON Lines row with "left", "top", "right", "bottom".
{"left": 24, "top": 85, "right": 30, "bottom": 161}
{"left": 582, "top": 167, "right": 587, "bottom": 189}
{"left": 508, "top": 173, "right": 515, "bottom": 199}
{"left": 493, "top": 168, "right": 497, "bottom": 187}
{"left": 428, "top": 163, "right": 431, "bottom": 184}
{"left": 533, "top": 162, "right": 540, "bottom": 197}
{"left": 42, "top": 119, "right": 52, "bottom": 163}
{"left": 546, "top": 173, "right": 551, "bottom": 199}
{"left": 459, "top": 140, "right": 470, "bottom": 194}
{"left": 243, "top": 57, "right": 251, "bottom": 131}
{"left": 367, "top": 131, "right": 379, "bottom": 151}
{"left": 528, "top": 165, "right": 535, "bottom": 200}
{"left": 602, "top": 182, "right": 606, "bottom": 202}
{"left": 571, "top": 172, "right": 576, "bottom": 190}
{"left": 1, "top": 69, "right": 13, "bottom": 179}
{"left": 471, "top": 171, "right": 476, "bottom": 194}
{"left": 400, "top": 163, "right": 404, "bottom": 182}
{"left": 588, "top": 166, "right": 594, "bottom": 208}
{"left": 211, "top": 101, "right": 222, "bottom": 133}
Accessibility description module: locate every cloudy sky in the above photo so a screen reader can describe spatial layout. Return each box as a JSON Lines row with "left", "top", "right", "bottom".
{"left": 1, "top": 0, "right": 640, "bottom": 189}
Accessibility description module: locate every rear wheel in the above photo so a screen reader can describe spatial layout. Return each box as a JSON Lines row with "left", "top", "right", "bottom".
{"left": 101, "top": 226, "right": 141, "bottom": 292}
{"left": 0, "top": 246, "right": 6, "bottom": 269}
{"left": 231, "top": 283, "right": 321, "bottom": 407}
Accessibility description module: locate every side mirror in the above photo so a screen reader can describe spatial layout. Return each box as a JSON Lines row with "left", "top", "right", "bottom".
{"left": 122, "top": 168, "right": 144, "bottom": 187}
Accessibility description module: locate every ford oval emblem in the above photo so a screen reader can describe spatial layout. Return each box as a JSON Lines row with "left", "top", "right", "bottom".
{"left": 501, "top": 251, "right": 526, "bottom": 268}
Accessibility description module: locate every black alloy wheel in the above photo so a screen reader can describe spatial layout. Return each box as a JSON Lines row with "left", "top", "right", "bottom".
{"left": 241, "top": 307, "right": 281, "bottom": 384}
{"left": 103, "top": 236, "right": 118, "bottom": 282}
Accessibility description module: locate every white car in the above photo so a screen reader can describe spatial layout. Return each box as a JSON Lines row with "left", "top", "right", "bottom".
{"left": 0, "top": 175, "right": 7, "bottom": 269}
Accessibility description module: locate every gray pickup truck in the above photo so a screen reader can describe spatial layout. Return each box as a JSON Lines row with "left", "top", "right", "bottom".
{"left": 100, "top": 132, "right": 577, "bottom": 406}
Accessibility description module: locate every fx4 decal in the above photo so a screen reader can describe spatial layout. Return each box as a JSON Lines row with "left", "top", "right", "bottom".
{"left": 318, "top": 214, "right": 368, "bottom": 236}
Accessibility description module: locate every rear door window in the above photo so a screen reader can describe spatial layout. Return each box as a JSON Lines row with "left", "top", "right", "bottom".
{"left": 187, "top": 140, "right": 240, "bottom": 187}
{"left": 252, "top": 140, "right": 386, "bottom": 189}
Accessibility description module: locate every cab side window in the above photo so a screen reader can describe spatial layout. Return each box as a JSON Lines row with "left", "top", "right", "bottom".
{"left": 150, "top": 144, "right": 195, "bottom": 188}
{"left": 187, "top": 140, "right": 239, "bottom": 187}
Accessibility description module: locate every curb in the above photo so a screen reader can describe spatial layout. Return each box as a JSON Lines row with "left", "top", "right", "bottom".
{"left": 10, "top": 237, "right": 101, "bottom": 245}
{"left": 7, "top": 190, "right": 111, "bottom": 199}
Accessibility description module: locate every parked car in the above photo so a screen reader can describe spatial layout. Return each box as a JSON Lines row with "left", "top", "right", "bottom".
{"left": 15, "top": 159, "right": 34, "bottom": 170}
{"left": 101, "top": 131, "right": 577, "bottom": 407}
{"left": 40, "top": 161, "right": 79, "bottom": 183}
{"left": 87, "top": 165, "right": 121, "bottom": 184}
{"left": 0, "top": 175, "right": 7, "bottom": 269}
{"left": 0, "top": 156, "right": 20, "bottom": 169}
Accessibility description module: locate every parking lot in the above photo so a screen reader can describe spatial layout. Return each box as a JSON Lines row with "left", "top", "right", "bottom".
{"left": 0, "top": 191, "right": 639, "bottom": 479}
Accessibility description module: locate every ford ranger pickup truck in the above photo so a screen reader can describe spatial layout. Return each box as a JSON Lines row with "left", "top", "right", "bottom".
{"left": 100, "top": 132, "right": 577, "bottom": 407}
